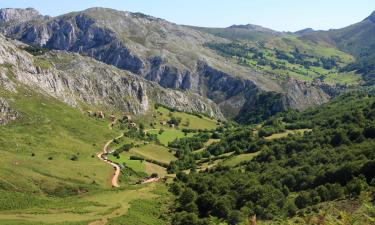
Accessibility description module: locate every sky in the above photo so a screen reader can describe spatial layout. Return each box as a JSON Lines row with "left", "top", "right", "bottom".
{"left": 0, "top": 0, "right": 374, "bottom": 32}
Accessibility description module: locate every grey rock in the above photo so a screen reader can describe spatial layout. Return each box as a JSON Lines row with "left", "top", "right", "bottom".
{"left": 0, "top": 98, "right": 18, "bottom": 125}
{"left": 0, "top": 8, "right": 44, "bottom": 24}
{"left": 0, "top": 34, "right": 223, "bottom": 119}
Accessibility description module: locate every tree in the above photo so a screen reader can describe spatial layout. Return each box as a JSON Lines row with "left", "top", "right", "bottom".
{"left": 347, "top": 176, "right": 368, "bottom": 197}
{"left": 212, "top": 197, "right": 232, "bottom": 219}
{"left": 295, "top": 191, "right": 311, "bottom": 209}
{"left": 173, "top": 212, "right": 200, "bottom": 225}
{"left": 228, "top": 210, "right": 244, "bottom": 225}
{"left": 169, "top": 116, "right": 182, "bottom": 126}
{"left": 331, "top": 130, "right": 349, "bottom": 147}
{"left": 179, "top": 188, "right": 197, "bottom": 206}
{"left": 364, "top": 125, "right": 375, "bottom": 138}
{"left": 197, "top": 192, "right": 216, "bottom": 217}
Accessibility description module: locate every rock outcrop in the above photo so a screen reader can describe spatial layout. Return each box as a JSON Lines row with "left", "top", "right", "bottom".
{"left": 0, "top": 8, "right": 44, "bottom": 25}
{"left": 0, "top": 34, "right": 223, "bottom": 118}
{"left": 0, "top": 7, "right": 333, "bottom": 119}
{"left": 0, "top": 98, "right": 18, "bottom": 125}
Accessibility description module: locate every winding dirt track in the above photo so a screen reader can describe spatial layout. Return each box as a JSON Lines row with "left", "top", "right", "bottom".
{"left": 97, "top": 133, "right": 124, "bottom": 188}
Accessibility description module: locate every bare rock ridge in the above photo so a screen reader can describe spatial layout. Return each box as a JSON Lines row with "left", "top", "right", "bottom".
{"left": 0, "top": 7, "right": 333, "bottom": 118}
{"left": 0, "top": 8, "right": 44, "bottom": 24}
{"left": 0, "top": 34, "right": 223, "bottom": 118}
{"left": 0, "top": 98, "right": 18, "bottom": 125}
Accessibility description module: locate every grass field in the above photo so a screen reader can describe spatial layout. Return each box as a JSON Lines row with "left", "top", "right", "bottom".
{"left": 264, "top": 129, "right": 312, "bottom": 140}
{"left": 131, "top": 144, "right": 176, "bottom": 164}
{"left": 144, "top": 162, "right": 167, "bottom": 177}
{"left": 136, "top": 106, "right": 219, "bottom": 131}
{"left": 108, "top": 153, "right": 145, "bottom": 174}
{"left": 0, "top": 88, "right": 171, "bottom": 224}
{"left": 148, "top": 129, "right": 194, "bottom": 145}
{"left": 221, "top": 152, "right": 260, "bottom": 167}
{"left": 194, "top": 139, "right": 221, "bottom": 153}
{"left": 0, "top": 183, "right": 166, "bottom": 224}
{"left": 157, "top": 107, "right": 218, "bottom": 130}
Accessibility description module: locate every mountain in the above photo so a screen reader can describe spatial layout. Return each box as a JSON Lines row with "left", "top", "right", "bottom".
{"left": 189, "top": 23, "right": 281, "bottom": 42}
{"left": 0, "top": 6, "right": 374, "bottom": 225}
{"left": 294, "top": 28, "right": 315, "bottom": 35}
{"left": 0, "top": 34, "right": 222, "bottom": 118}
{"left": 301, "top": 11, "right": 375, "bottom": 85}
{"left": 0, "top": 7, "right": 45, "bottom": 25}
{"left": 0, "top": 7, "right": 332, "bottom": 119}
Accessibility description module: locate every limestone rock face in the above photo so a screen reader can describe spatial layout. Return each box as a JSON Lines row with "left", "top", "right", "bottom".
{"left": 0, "top": 7, "right": 333, "bottom": 118}
{"left": 0, "top": 34, "right": 223, "bottom": 118}
{"left": 0, "top": 8, "right": 43, "bottom": 24}
{"left": 0, "top": 98, "right": 18, "bottom": 125}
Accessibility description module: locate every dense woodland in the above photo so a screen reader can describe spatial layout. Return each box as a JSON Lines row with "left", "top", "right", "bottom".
{"left": 169, "top": 92, "right": 375, "bottom": 225}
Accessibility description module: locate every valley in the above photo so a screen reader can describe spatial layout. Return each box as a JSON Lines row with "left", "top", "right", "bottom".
{"left": 0, "top": 4, "right": 374, "bottom": 225}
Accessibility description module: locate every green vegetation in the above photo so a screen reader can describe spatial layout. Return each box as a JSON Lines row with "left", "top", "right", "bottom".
{"left": 170, "top": 92, "right": 375, "bottom": 225}
{"left": 206, "top": 37, "right": 360, "bottom": 85}
{"left": 148, "top": 129, "right": 194, "bottom": 146}
{"left": 0, "top": 88, "right": 170, "bottom": 224}
{"left": 108, "top": 153, "right": 146, "bottom": 174}
{"left": 137, "top": 105, "right": 219, "bottom": 131}
{"left": 33, "top": 58, "right": 53, "bottom": 69}
{"left": 221, "top": 152, "right": 260, "bottom": 167}
{"left": 131, "top": 144, "right": 177, "bottom": 165}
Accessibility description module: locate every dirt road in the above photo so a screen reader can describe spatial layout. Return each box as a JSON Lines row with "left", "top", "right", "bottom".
{"left": 97, "top": 133, "right": 124, "bottom": 188}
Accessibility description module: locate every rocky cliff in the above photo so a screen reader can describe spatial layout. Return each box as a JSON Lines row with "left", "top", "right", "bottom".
{"left": 0, "top": 98, "right": 18, "bottom": 125}
{"left": 0, "top": 8, "right": 44, "bottom": 25}
{"left": 0, "top": 34, "right": 223, "bottom": 118}
{"left": 0, "top": 7, "right": 333, "bottom": 119}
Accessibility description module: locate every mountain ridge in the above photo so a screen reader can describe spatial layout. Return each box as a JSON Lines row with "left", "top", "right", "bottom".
{"left": 0, "top": 7, "right": 334, "bottom": 119}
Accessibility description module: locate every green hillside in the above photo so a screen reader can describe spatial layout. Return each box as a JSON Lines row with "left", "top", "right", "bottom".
{"left": 302, "top": 13, "right": 375, "bottom": 85}
{"left": 0, "top": 88, "right": 172, "bottom": 224}
{"left": 169, "top": 92, "right": 375, "bottom": 224}
{"left": 206, "top": 35, "right": 359, "bottom": 85}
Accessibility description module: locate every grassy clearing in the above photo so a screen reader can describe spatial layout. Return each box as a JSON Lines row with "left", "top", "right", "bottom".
{"left": 157, "top": 107, "right": 217, "bottom": 130}
{"left": 194, "top": 139, "right": 221, "bottom": 153}
{"left": 131, "top": 144, "right": 176, "bottom": 164}
{"left": 137, "top": 106, "right": 218, "bottom": 131}
{"left": 264, "top": 129, "right": 312, "bottom": 140}
{"left": 33, "top": 58, "right": 53, "bottom": 70}
{"left": 148, "top": 129, "right": 194, "bottom": 145}
{"left": 221, "top": 152, "right": 260, "bottom": 167}
{"left": 145, "top": 162, "right": 167, "bottom": 177}
{"left": 107, "top": 183, "right": 171, "bottom": 225}
{"left": 108, "top": 153, "right": 145, "bottom": 174}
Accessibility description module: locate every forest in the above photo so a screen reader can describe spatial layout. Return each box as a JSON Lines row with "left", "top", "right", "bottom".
{"left": 169, "top": 92, "right": 375, "bottom": 225}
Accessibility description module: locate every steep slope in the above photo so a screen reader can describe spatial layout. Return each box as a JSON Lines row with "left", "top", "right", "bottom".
{"left": 0, "top": 7, "right": 333, "bottom": 118}
{"left": 171, "top": 93, "right": 375, "bottom": 224}
{"left": 301, "top": 11, "right": 375, "bottom": 85}
{"left": 0, "top": 34, "right": 222, "bottom": 118}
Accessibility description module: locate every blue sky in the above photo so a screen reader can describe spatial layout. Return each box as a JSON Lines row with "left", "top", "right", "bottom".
{"left": 0, "top": 0, "right": 374, "bottom": 31}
